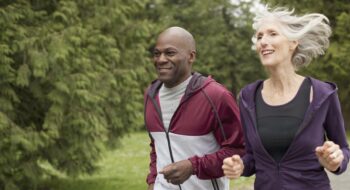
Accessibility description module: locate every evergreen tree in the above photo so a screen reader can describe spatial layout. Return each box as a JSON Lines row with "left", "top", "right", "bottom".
{"left": 0, "top": 0, "right": 152, "bottom": 189}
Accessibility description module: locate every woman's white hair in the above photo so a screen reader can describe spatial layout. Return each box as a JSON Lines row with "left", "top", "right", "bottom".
{"left": 252, "top": 6, "right": 332, "bottom": 69}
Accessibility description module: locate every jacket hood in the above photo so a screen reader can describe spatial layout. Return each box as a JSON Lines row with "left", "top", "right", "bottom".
{"left": 239, "top": 77, "right": 338, "bottom": 110}
{"left": 147, "top": 72, "right": 214, "bottom": 99}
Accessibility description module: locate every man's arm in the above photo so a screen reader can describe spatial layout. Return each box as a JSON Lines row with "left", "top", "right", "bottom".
{"left": 146, "top": 138, "right": 157, "bottom": 185}
{"left": 189, "top": 89, "right": 245, "bottom": 179}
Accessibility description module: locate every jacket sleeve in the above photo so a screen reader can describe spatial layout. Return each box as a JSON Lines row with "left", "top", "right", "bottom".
{"left": 146, "top": 137, "right": 157, "bottom": 184}
{"left": 325, "top": 92, "right": 350, "bottom": 174}
{"left": 188, "top": 89, "right": 245, "bottom": 179}
{"left": 239, "top": 97, "right": 256, "bottom": 176}
{"left": 144, "top": 87, "right": 157, "bottom": 184}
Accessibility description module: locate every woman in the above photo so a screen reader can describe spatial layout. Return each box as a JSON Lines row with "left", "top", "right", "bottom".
{"left": 222, "top": 6, "right": 350, "bottom": 190}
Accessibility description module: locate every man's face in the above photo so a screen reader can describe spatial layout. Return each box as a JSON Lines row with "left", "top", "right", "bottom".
{"left": 153, "top": 33, "right": 194, "bottom": 88}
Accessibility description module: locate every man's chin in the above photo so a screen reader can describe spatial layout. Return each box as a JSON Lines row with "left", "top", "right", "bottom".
{"left": 157, "top": 74, "right": 172, "bottom": 82}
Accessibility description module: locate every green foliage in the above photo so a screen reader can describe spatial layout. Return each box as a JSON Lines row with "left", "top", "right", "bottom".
{"left": 0, "top": 0, "right": 153, "bottom": 189}
{"left": 1, "top": 0, "right": 349, "bottom": 189}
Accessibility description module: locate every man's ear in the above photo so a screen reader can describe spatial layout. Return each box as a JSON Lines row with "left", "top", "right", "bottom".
{"left": 189, "top": 50, "right": 196, "bottom": 64}
{"left": 289, "top": 40, "right": 298, "bottom": 51}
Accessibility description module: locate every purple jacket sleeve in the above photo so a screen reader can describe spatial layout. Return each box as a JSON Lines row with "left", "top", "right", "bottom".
{"left": 188, "top": 90, "right": 245, "bottom": 179}
{"left": 146, "top": 138, "right": 157, "bottom": 184}
{"left": 239, "top": 97, "right": 256, "bottom": 176}
{"left": 325, "top": 92, "right": 350, "bottom": 174}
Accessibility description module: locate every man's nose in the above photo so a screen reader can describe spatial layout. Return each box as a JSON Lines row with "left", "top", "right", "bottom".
{"left": 157, "top": 53, "right": 167, "bottom": 63}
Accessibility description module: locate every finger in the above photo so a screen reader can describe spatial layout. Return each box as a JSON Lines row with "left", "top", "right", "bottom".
{"left": 315, "top": 147, "right": 324, "bottom": 158}
{"left": 323, "top": 141, "right": 334, "bottom": 148}
{"left": 232, "top": 155, "right": 241, "bottom": 161}
{"left": 225, "top": 171, "right": 240, "bottom": 179}
{"left": 232, "top": 155, "right": 243, "bottom": 166}
{"left": 322, "top": 141, "right": 334, "bottom": 153}
{"left": 223, "top": 157, "right": 234, "bottom": 167}
{"left": 222, "top": 157, "right": 242, "bottom": 172}
{"left": 330, "top": 149, "right": 344, "bottom": 161}
{"left": 223, "top": 164, "right": 242, "bottom": 177}
{"left": 232, "top": 155, "right": 242, "bottom": 165}
{"left": 171, "top": 177, "right": 184, "bottom": 185}
{"left": 315, "top": 146, "right": 323, "bottom": 153}
{"left": 324, "top": 146, "right": 340, "bottom": 162}
{"left": 159, "top": 164, "right": 175, "bottom": 177}
{"left": 327, "top": 151, "right": 344, "bottom": 171}
{"left": 329, "top": 148, "right": 340, "bottom": 159}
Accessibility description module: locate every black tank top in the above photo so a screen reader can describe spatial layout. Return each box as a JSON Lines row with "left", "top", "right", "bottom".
{"left": 255, "top": 78, "right": 311, "bottom": 162}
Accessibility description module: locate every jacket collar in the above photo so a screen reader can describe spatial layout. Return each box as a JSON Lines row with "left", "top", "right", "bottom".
{"left": 147, "top": 72, "right": 213, "bottom": 99}
{"left": 240, "top": 77, "right": 338, "bottom": 110}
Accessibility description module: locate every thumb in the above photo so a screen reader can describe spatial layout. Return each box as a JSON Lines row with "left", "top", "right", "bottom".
{"left": 315, "top": 146, "right": 324, "bottom": 157}
{"left": 231, "top": 155, "right": 242, "bottom": 164}
{"left": 159, "top": 164, "right": 171, "bottom": 174}
{"left": 323, "top": 141, "right": 333, "bottom": 147}
{"left": 315, "top": 146, "right": 323, "bottom": 153}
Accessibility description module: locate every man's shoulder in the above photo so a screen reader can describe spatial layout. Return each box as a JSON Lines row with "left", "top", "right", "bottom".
{"left": 202, "top": 81, "right": 234, "bottom": 101}
{"left": 205, "top": 81, "right": 231, "bottom": 94}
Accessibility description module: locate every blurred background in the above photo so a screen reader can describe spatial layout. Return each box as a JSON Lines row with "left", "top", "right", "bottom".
{"left": 0, "top": 0, "right": 349, "bottom": 189}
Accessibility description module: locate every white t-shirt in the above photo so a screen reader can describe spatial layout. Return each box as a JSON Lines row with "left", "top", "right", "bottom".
{"left": 159, "top": 76, "right": 192, "bottom": 131}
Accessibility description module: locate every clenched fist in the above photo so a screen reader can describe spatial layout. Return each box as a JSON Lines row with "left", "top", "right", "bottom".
{"left": 222, "top": 155, "right": 244, "bottom": 179}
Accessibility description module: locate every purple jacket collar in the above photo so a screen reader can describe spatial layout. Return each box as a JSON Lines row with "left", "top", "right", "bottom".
{"left": 239, "top": 77, "right": 338, "bottom": 111}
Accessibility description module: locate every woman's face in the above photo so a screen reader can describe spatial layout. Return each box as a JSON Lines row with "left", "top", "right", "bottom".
{"left": 255, "top": 20, "right": 297, "bottom": 68}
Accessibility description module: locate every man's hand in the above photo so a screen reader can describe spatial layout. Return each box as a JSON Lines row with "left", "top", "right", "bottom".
{"left": 147, "top": 183, "right": 154, "bottom": 190}
{"left": 315, "top": 141, "right": 344, "bottom": 172}
{"left": 159, "top": 160, "right": 193, "bottom": 185}
{"left": 222, "top": 155, "right": 244, "bottom": 179}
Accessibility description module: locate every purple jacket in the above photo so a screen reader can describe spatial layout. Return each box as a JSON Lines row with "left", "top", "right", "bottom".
{"left": 239, "top": 77, "right": 349, "bottom": 190}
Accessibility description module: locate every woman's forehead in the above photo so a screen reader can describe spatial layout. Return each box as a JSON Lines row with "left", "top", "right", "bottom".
{"left": 255, "top": 19, "right": 283, "bottom": 33}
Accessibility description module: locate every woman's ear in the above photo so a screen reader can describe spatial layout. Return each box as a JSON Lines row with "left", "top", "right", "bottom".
{"left": 289, "top": 40, "right": 298, "bottom": 51}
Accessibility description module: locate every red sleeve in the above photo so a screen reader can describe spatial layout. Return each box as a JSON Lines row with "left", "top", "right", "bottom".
{"left": 144, "top": 86, "right": 157, "bottom": 184}
{"left": 188, "top": 89, "right": 245, "bottom": 179}
{"left": 146, "top": 137, "right": 157, "bottom": 184}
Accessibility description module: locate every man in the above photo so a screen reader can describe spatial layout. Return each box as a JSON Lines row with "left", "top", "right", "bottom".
{"left": 144, "top": 26, "right": 245, "bottom": 190}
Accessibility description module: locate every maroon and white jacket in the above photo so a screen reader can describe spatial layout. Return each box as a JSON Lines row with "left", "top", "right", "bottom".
{"left": 144, "top": 73, "right": 245, "bottom": 190}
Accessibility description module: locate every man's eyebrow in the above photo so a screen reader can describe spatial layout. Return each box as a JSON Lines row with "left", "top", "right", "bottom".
{"left": 154, "top": 47, "right": 178, "bottom": 52}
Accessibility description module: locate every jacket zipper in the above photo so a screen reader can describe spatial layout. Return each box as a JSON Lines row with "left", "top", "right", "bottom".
{"left": 149, "top": 96, "right": 182, "bottom": 190}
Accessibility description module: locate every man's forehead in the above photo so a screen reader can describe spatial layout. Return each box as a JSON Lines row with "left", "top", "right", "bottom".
{"left": 156, "top": 34, "right": 185, "bottom": 48}
{"left": 154, "top": 44, "right": 178, "bottom": 51}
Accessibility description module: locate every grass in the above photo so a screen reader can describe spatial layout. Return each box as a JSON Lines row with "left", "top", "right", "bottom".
{"left": 39, "top": 131, "right": 350, "bottom": 190}
{"left": 40, "top": 132, "right": 254, "bottom": 190}
{"left": 41, "top": 132, "right": 150, "bottom": 190}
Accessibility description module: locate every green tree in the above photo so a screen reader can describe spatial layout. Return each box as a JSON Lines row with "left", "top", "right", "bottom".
{"left": 0, "top": 0, "right": 152, "bottom": 189}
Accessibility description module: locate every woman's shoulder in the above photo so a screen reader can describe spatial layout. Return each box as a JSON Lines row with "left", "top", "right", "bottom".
{"left": 308, "top": 77, "right": 337, "bottom": 92}
{"left": 240, "top": 79, "right": 264, "bottom": 94}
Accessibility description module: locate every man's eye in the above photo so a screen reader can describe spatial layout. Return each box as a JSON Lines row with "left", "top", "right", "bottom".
{"left": 257, "top": 35, "right": 262, "bottom": 40}
{"left": 153, "top": 52, "right": 160, "bottom": 57}
{"left": 166, "top": 51, "right": 176, "bottom": 56}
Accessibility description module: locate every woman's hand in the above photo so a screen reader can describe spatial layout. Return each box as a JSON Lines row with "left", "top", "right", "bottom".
{"left": 315, "top": 141, "right": 344, "bottom": 172}
{"left": 222, "top": 155, "right": 244, "bottom": 179}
